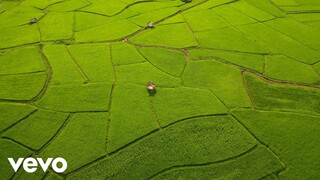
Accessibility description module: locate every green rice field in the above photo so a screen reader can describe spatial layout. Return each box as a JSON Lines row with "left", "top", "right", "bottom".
{"left": 0, "top": 0, "right": 320, "bottom": 179}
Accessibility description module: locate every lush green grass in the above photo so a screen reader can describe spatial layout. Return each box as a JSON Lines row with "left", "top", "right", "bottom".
{"left": 264, "top": 55, "right": 320, "bottom": 84}
{"left": 115, "top": 61, "right": 182, "bottom": 87}
{"left": 314, "top": 62, "right": 320, "bottom": 75}
{"left": 138, "top": 47, "right": 186, "bottom": 77}
{"left": 183, "top": 9, "right": 229, "bottom": 32}
{"left": 212, "top": 4, "right": 257, "bottom": 26}
{"left": 75, "top": 20, "right": 140, "bottom": 42}
{"left": 3, "top": 110, "right": 68, "bottom": 150}
{"left": 46, "top": 0, "right": 89, "bottom": 12}
{"left": 159, "top": 14, "right": 185, "bottom": 25}
{"left": 0, "top": 140, "right": 31, "bottom": 180}
{"left": 154, "top": 146, "right": 283, "bottom": 179}
{"left": 230, "top": 0, "right": 275, "bottom": 21}
{"left": 128, "top": 1, "right": 183, "bottom": 13}
{"left": 0, "top": 103, "right": 35, "bottom": 132}
{"left": 67, "top": 43, "right": 115, "bottom": 82}
{"left": 111, "top": 42, "right": 146, "bottom": 65}
{"left": 74, "top": 10, "right": 138, "bottom": 32}
{"left": 0, "top": 46, "right": 45, "bottom": 75}
{"left": 195, "top": 27, "right": 268, "bottom": 53}
{"left": 1, "top": 0, "right": 320, "bottom": 179}
{"left": 183, "top": 60, "right": 251, "bottom": 108}
{"left": 44, "top": 43, "right": 114, "bottom": 84}
{"left": 38, "top": 12, "right": 73, "bottom": 41}
{"left": 69, "top": 116, "right": 257, "bottom": 179}
{"left": 0, "top": 72, "right": 47, "bottom": 100}
{"left": 108, "top": 84, "right": 228, "bottom": 152}
{"left": 43, "top": 44, "right": 85, "bottom": 85}
{"left": 40, "top": 113, "right": 108, "bottom": 173}
{"left": 45, "top": 173, "right": 63, "bottom": 180}
{"left": 244, "top": 0, "right": 284, "bottom": 17}
{"left": 129, "top": 7, "right": 180, "bottom": 27}
{"left": 108, "top": 84, "right": 158, "bottom": 152}
{"left": 80, "top": 0, "right": 127, "bottom": 16}
{"left": 0, "top": 25, "right": 40, "bottom": 49}
{"left": 231, "top": 109, "right": 320, "bottom": 179}
{"left": 188, "top": 49, "right": 264, "bottom": 73}
{"left": 153, "top": 87, "right": 228, "bottom": 126}
{"left": 0, "top": 11, "right": 43, "bottom": 28}
{"left": 130, "top": 23, "right": 198, "bottom": 48}
{"left": 244, "top": 72, "right": 320, "bottom": 115}
{"left": 35, "top": 83, "right": 112, "bottom": 112}
{"left": 237, "top": 23, "right": 320, "bottom": 64}
{"left": 264, "top": 18, "right": 320, "bottom": 51}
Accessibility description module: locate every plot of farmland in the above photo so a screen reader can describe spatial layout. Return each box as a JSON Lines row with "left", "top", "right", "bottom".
{"left": 0, "top": 0, "right": 320, "bottom": 179}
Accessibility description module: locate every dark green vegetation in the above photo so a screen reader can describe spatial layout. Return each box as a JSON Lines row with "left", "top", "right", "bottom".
{"left": 0, "top": 0, "right": 320, "bottom": 179}
{"left": 231, "top": 109, "right": 320, "bottom": 179}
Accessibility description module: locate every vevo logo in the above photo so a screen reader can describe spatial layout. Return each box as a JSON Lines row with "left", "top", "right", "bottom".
{"left": 8, "top": 157, "right": 67, "bottom": 173}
